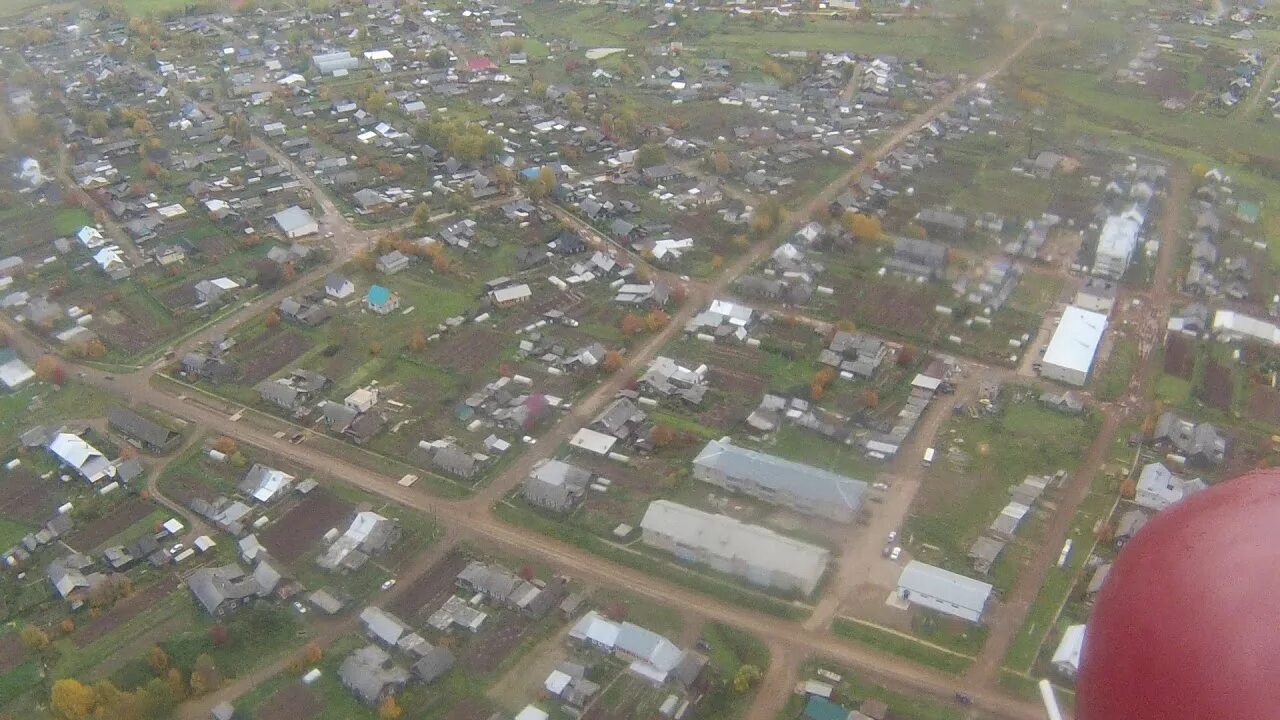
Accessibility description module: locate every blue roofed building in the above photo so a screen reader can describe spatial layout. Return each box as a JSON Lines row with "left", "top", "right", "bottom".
{"left": 365, "top": 285, "right": 400, "bottom": 315}
{"left": 692, "top": 437, "right": 867, "bottom": 523}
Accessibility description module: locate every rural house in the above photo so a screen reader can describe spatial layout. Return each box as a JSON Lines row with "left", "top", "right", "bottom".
{"left": 1135, "top": 462, "right": 1207, "bottom": 512}
{"left": 185, "top": 563, "right": 269, "bottom": 616}
{"left": 376, "top": 251, "right": 410, "bottom": 275}
{"left": 338, "top": 645, "right": 409, "bottom": 705}
{"left": 326, "top": 273, "right": 355, "bottom": 299}
{"left": 521, "top": 459, "right": 591, "bottom": 512}
{"left": 365, "top": 285, "right": 401, "bottom": 314}
{"left": 895, "top": 560, "right": 993, "bottom": 623}
{"left": 272, "top": 205, "right": 319, "bottom": 239}
{"left": 107, "top": 406, "right": 181, "bottom": 452}
{"left": 1152, "top": 412, "right": 1227, "bottom": 466}
{"left": 317, "top": 511, "right": 400, "bottom": 571}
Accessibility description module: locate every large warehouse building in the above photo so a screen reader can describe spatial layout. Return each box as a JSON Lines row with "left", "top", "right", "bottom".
{"left": 1041, "top": 306, "right": 1108, "bottom": 387}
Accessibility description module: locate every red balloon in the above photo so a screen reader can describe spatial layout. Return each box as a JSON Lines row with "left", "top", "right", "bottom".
{"left": 1078, "top": 469, "right": 1280, "bottom": 720}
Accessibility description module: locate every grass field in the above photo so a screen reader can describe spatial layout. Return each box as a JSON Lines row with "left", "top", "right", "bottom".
{"left": 832, "top": 617, "right": 972, "bottom": 675}
{"left": 776, "top": 658, "right": 965, "bottom": 720}
{"left": 1095, "top": 338, "right": 1139, "bottom": 402}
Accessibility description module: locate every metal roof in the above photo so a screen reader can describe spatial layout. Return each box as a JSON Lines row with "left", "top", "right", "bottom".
{"left": 896, "top": 561, "right": 992, "bottom": 622}
{"left": 1043, "top": 306, "right": 1108, "bottom": 376}
{"left": 693, "top": 438, "right": 866, "bottom": 513}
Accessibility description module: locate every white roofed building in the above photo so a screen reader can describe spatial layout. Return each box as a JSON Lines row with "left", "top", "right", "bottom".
{"left": 1041, "top": 306, "right": 1108, "bottom": 386}
{"left": 640, "top": 500, "right": 830, "bottom": 595}
{"left": 896, "top": 560, "right": 993, "bottom": 623}
{"left": 1052, "top": 623, "right": 1086, "bottom": 680}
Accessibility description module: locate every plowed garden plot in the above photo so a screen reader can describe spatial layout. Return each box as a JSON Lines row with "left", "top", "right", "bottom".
{"left": 259, "top": 490, "right": 354, "bottom": 564}
{"left": 1247, "top": 386, "right": 1280, "bottom": 425}
{"left": 158, "top": 282, "right": 198, "bottom": 312}
{"left": 1163, "top": 334, "right": 1195, "bottom": 379}
{"left": 0, "top": 468, "right": 61, "bottom": 524}
{"left": 0, "top": 634, "right": 27, "bottom": 675}
{"left": 841, "top": 280, "right": 936, "bottom": 334}
{"left": 259, "top": 683, "right": 323, "bottom": 720}
{"left": 237, "top": 330, "right": 313, "bottom": 384}
{"left": 65, "top": 497, "right": 157, "bottom": 551}
{"left": 460, "top": 617, "right": 533, "bottom": 673}
{"left": 386, "top": 552, "right": 468, "bottom": 621}
{"left": 74, "top": 578, "right": 179, "bottom": 648}
{"left": 447, "top": 697, "right": 502, "bottom": 720}
{"left": 1197, "top": 361, "right": 1235, "bottom": 411}
{"left": 424, "top": 328, "right": 508, "bottom": 374}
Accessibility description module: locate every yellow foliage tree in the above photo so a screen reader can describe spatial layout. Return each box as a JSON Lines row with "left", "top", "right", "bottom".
{"left": 378, "top": 695, "right": 404, "bottom": 719}
{"left": 51, "top": 678, "right": 96, "bottom": 720}
{"left": 19, "top": 626, "right": 49, "bottom": 651}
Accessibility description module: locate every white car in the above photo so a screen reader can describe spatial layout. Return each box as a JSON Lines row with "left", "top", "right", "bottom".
{"left": 169, "top": 543, "right": 185, "bottom": 554}
{"left": 886, "top": 530, "right": 898, "bottom": 543}
{"left": 381, "top": 578, "right": 397, "bottom": 590}
{"left": 293, "top": 601, "right": 308, "bottom": 614}
{"left": 889, "top": 546, "right": 902, "bottom": 562}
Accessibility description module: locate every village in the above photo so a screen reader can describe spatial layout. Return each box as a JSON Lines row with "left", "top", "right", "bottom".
{"left": 1, "top": 1, "right": 1279, "bottom": 720}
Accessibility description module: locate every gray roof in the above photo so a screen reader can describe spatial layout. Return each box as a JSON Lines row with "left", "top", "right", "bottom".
{"left": 339, "top": 644, "right": 409, "bottom": 705}
{"left": 272, "top": 205, "right": 315, "bottom": 233}
{"left": 897, "top": 561, "right": 992, "bottom": 620}
{"left": 412, "top": 646, "right": 455, "bottom": 683}
{"left": 185, "top": 563, "right": 262, "bottom": 615}
{"left": 108, "top": 406, "right": 179, "bottom": 448}
{"left": 693, "top": 438, "right": 866, "bottom": 514}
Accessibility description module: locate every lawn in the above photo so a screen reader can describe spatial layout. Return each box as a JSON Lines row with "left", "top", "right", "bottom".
{"left": 907, "top": 395, "right": 1101, "bottom": 581}
{"left": 0, "top": 660, "right": 41, "bottom": 706}
{"left": 0, "top": 381, "right": 114, "bottom": 449}
{"left": 1095, "top": 337, "right": 1138, "bottom": 402}
{"left": 50, "top": 208, "right": 93, "bottom": 237}
{"left": 1154, "top": 373, "right": 1193, "bottom": 406}
{"left": 0, "top": 518, "right": 31, "bottom": 551}
{"left": 832, "top": 617, "right": 971, "bottom": 675}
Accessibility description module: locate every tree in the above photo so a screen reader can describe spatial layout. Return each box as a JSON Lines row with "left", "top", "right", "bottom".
{"left": 651, "top": 424, "right": 676, "bottom": 447}
{"left": 563, "top": 90, "right": 583, "bottom": 119}
{"left": 265, "top": 311, "right": 281, "bottom": 329}
{"left": 733, "top": 664, "right": 762, "bottom": 693}
{"left": 635, "top": 143, "right": 666, "bottom": 170}
{"left": 212, "top": 436, "right": 238, "bottom": 455}
{"left": 518, "top": 564, "right": 535, "bottom": 581}
{"left": 897, "top": 345, "right": 917, "bottom": 367}
{"left": 706, "top": 149, "right": 730, "bottom": 175}
{"left": 409, "top": 328, "right": 427, "bottom": 352}
{"left": 61, "top": 617, "right": 75, "bottom": 634}
{"left": 428, "top": 47, "right": 451, "bottom": 68}
{"left": 620, "top": 313, "right": 643, "bottom": 336}
{"left": 209, "top": 623, "right": 229, "bottom": 647}
{"left": 1191, "top": 162, "right": 1208, "bottom": 179}
{"left": 412, "top": 201, "right": 432, "bottom": 228}
{"left": 378, "top": 696, "right": 404, "bottom": 720}
{"left": 166, "top": 668, "right": 187, "bottom": 701}
{"left": 602, "top": 350, "right": 624, "bottom": 372}
{"left": 149, "top": 646, "right": 169, "bottom": 675}
{"left": 845, "top": 212, "right": 883, "bottom": 243}
{"left": 1119, "top": 479, "right": 1137, "bottom": 499}
{"left": 35, "top": 355, "right": 65, "bottom": 385}
{"left": 862, "top": 389, "right": 880, "bottom": 409}
{"left": 528, "top": 166, "right": 556, "bottom": 200}
{"left": 304, "top": 642, "right": 324, "bottom": 664}
{"left": 370, "top": 341, "right": 383, "bottom": 357}
{"left": 605, "top": 601, "right": 628, "bottom": 621}
{"left": 190, "top": 654, "right": 219, "bottom": 695}
{"left": 644, "top": 310, "right": 669, "bottom": 332}
{"left": 19, "top": 626, "right": 49, "bottom": 651}
{"left": 51, "top": 679, "right": 97, "bottom": 720}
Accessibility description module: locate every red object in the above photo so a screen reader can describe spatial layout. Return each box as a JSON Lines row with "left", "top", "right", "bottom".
{"left": 466, "top": 57, "right": 497, "bottom": 73}
{"left": 1077, "top": 469, "right": 1280, "bottom": 720}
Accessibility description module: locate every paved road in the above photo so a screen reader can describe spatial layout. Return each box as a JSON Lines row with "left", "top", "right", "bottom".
{"left": 0, "top": 23, "right": 1053, "bottom": 720}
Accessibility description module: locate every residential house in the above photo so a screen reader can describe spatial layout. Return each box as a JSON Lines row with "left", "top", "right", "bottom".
{"left": 325, "top": 273, "right": 355, "bottom": 299}
{"left": 47, "top": 432, "right": 114, "bottom": 483}
{"left": 887, "top": 237, "right": 948, "bottom": 279}
{"left": 522, "top": 459, "right": 591, "bottom": 512}
{"left": 1135, "top": 462, "right": 1207, "bottom": 512}
{"left": 254, "top": 379, "right": 308, "bottom": 411}
{"left": 820, "top": 332, "right": 887, "bottom": 379}
{"left": 238, "top": 464, "right": 295, "bottom": 503}
{"left": 1152, "top": 412, "right": 1227, "bottom": 466}
{"left": 456, "top": 561, "right": 560, "bottom": 616}
{"left": 47, "top": 554, "right": 107, "bottom": 609}
{"left": 896, "top": 560, "right": 993, "bottom": 623}
{"left": 338, "top": 645, "right": 409, "bottom": 705}
{"left": 1093, "top": 208, "right": 1144, "bottom": 279}
{"left": 195, "top": 278, "right": 241, "bottom": 305}
{"left": 272, "top": 205, "right": 319, "bottom": 239}
{"left": 640, "top": 500, "right": 831, "bottom": 595}
{"left": 692, "top": 438, "right": 866, "bottom": 523}
{"left": 568, "top": 610, "right": 705, "bottom": 687}
{"left": 1052, "top": 624, "right": 1086, "bottom": 680}
{"left": 914, "top": 208, "right": 968, "bottom": 242}
{"left": 639, "top": 356, "right": 708, "bottom": 404}
{"left": 107, "top": 406, "right": 181, "bottom": 452}
{"left": 376, "top": 251, "right": 410, "bottom": 275}
{"left": 491, "top": 283, "right": 533, "bottom": 308}
{"left": 317, "top": 511, "right": 400, "bottom": 571}
{"left": 185, "top": 563, "right": 267, "bottom": 616}
{"left": 431, "top": 444, "right": 479, "bottom": 479}
{"left": 365, "top": 285, "right": 400, "bottom": 314}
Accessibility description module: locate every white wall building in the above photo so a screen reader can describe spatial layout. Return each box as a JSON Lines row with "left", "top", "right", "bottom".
{"left": 1041, "top": 306, "right": 1108, "bottom": 386}
{"left": 896, "top": 560, "right": 993, "bottom": 623}
{"left": 640, "top": 500, "right": 830, "bottom": 595}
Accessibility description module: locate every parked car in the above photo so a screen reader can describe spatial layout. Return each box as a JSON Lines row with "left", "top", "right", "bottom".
{"left": 889, "top": 546, "right": 902, "bottom": 562}
{"left": 381, "top": 578, "right": 397, "bottom": 590}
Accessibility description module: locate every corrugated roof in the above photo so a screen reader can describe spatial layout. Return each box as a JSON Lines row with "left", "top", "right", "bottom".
{"left": 693, "top": 438, "right": 866, "bottom": 512}
{"left": 897, "top": 561, "right": 992, "bottom": 618}
{"left": 1043, "top": 306, "right": 1107, "bottom": 375}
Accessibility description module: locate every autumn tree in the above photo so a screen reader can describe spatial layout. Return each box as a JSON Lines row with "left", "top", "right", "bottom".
{"left": 61, "top": 617, "right": 75, "bottom": 634}
{"left": 304, "top": 642, "right": 324, "bottom": 664}
{"left": 862, "top": 389, "right": 879, "bottom": 409}
{"left": 149, "top": 646, "right": 169, "bottom": 675}
{"left": 635, "top": 143, "right": 666, "bottom": 170}
{"left": 209, "top": 623, "right": 229, "bottom": 647}
{"left": 35, "top": 355, "right": 65, "bottom": 385}
{"left": 212, "top": 436, "right": 239, "bottom": 455}
{"left": 19, "top": 625, "right": 49, "bottom": 651}
{"left": 706, "top": 149, "right": 730, "bottom": 175}
{"left": 1119, "top": 479, "right": 1137, "bottom": 499}
{"left": 733, "top": 664, "right": 762, "bottom": 693}
{"left": 190, "top": 654, "right": 219, "bottom": 695}
{"left": 620, "top": 313, "right": 643, "bottom": 336}
{"left": 378, "top": 695, "right": 404, "bottom": 720}
{"left": 166, "top": 668, "right": 187, "bottom": 701}
{"left": 651, "top": 424, "right": 676, "bottom": 447}
{"left": 265, "top": 310, "right": 281, "bottom": 329}
{"left": 409, "top": 328, "right": 427, "bottom": 352}
{"left": 845, "top": 212, "right": 883, "bottom": 243}
{"left": 644, "top": 310, "right": 669, "bottom": 332}
{"left": 518, "top": 564, "right": 535, "bottom": 581}
{"left": 896, "top": 345, "right": 917, "bottom": 367}
{"left": 51, "top": 678, "right": 96, "bottom": 720}
{"left": 810, "top": 367, "right": 836, "bottom": 401}
{"left": 412, "top": 201, "right": 432, "bottom": 228}
{"left": 602, "top": 350, "right": 624, "bottom": 372}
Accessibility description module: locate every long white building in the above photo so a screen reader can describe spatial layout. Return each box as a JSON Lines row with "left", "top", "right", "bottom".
{"left": 640, "top": 500, "right": 830, "bottom": 596}
{"left": 1041, "top": 306, "right": 1108, "bottom": 387}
